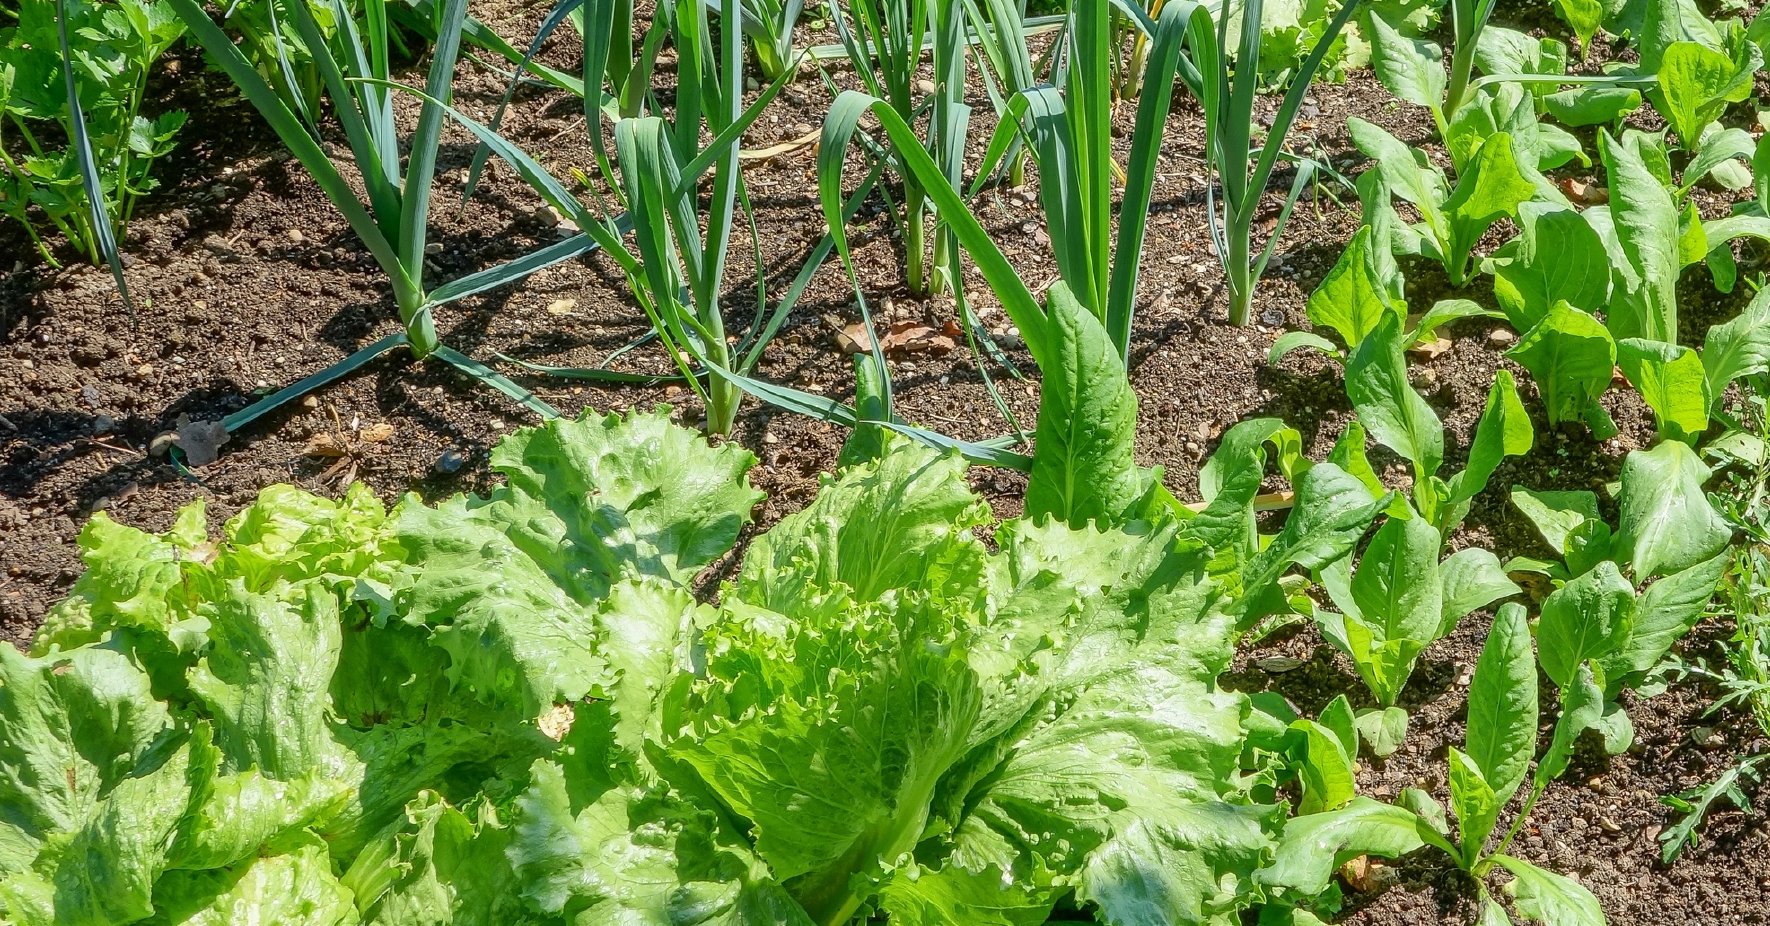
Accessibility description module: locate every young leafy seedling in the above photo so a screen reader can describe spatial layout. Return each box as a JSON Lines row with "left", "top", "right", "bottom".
{"left": 1261, "top": 604, "right": 1608, "bottom": 925}
{"left": 1342, "top": 315, "right": 1535, "bottom": 540}
{"left": 1269, "top": 185, "right": 1505, "bottom": 367}
{"left": 1505, "top": 301, "right": 1619, "bottom": 438}
{"left": 1308, "top": 505, "right": 1519, "bottom": 756}
{"left": 1592, "top": 129, "right": 1703, "bottom": 345}
{"left": 1613, "top": 286, "right": 1770, "bottom": 444}
{"left": 0, "top": 0, "right": 186, "bottom": 266}
{"left": 1350, "top": 119, "right": 1540, "bottom": 288}
{"left": 1651, "top": 38, "right": 1761, "bottom": 154}
{"left": 1288, "top": 695, "right": 1363, "bottom": 815}
{"left": 1507, "top": 441, "right": 1734, "bottom": 753}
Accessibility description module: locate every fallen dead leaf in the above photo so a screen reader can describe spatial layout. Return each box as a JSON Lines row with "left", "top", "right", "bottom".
{"left": 1408, "top": 336, "right": 1453, "bottom": 360}
{"left": 738, "top": 127, "right": 820, "bottom": 161}
{"left": 826, "top": 314, "right": 875, "bottom": 354}
{"left": 1562, "top": 177, "right": 1609, "bottom": 205}
{"left": 303, "top": 432, "right": 347, "bottom": 458}
{"left": 879, "top": 319, "right": 959, "bottom": 356}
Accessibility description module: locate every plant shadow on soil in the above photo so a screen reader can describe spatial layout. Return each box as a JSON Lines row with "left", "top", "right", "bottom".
{"left": 1, "top": 2, "right": 1768, "bottom": 923}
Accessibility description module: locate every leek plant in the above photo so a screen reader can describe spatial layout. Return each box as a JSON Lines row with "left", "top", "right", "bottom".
{"left": 1206, "top": 0, "right": 1365, "bottom": 326}
{"left": 961, "top": 0, "right": 1067, "bottom": 191}
{"left": 463, "top": 0, "right": 669, "bottom": 214}
{"left": 823, "top": 0, "right": 1210, "bottom": 367}
{"left": 434, "top": 0, "right": 899, "bottom": 438}
{"left": 165, "top": 0, "right": 573, "bottom": 426}
{"left": 827, "top": 0, "right": 966, "bottom": 294}
{"left": 614, "top": 0, "right": 747, "bottom": 435}
{"left": 729, "top": 0, "right": 801, "bottom": 80}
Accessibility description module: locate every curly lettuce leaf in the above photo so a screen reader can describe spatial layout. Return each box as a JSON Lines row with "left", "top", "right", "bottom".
{"left": 0, "top": 643, "right": 175, "bottom": 876}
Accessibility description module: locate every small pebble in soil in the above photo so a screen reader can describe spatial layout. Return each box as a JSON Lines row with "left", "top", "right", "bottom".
{"left": 148, "top": 432, "right": 178, "bottom": 458}
{"left": 435, "top": 449, "right": 468, "bottom": 475}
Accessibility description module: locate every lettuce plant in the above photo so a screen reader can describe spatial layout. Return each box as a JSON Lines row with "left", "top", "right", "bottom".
{"left": 0, "top": 408, "right": 1298, "bottom": 926}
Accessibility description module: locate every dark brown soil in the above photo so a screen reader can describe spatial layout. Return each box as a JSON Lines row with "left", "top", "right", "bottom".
{"left": 1, "top": 3, "right": 1766, "bottom": 924}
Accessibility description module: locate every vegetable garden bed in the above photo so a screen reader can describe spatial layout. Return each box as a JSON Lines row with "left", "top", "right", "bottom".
{"left": 2, "top": 0, "right": 1769, "bottom": 924}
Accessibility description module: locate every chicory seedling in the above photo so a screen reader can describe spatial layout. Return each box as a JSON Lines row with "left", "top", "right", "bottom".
{"left": 1309, "top": 506, "right": 1519, "bottom": 754}
{"left": 1350, "top": 118, "right": 1540, "bottom": 288}
{"left": 1262, "top": 604, "right": 1608, "bottom": 926}
{"left": 0, "top": 0, "right": 186, "bottom": 266}
{"left": 1343, "top": 315, "right": 1535, "bottom": 540}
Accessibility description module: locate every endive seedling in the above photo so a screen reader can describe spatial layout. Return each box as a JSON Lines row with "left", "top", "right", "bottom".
{"left": 1264, "top": 604, "right": 1611, "bottom": 926}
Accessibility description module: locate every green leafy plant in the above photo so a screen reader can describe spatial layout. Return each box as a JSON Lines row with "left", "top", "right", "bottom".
{"left": 1650, "top": 36, "right": 1761, "bottom": 154}
{"left": 1349, "top": 117, "right": 1540, "bottom": 288}
{"left": 1341, "top": 315, "right": 1535, "bottom": 539}
{"left": 1261, "top": 603, "right": 1609, "bottom": 925}
{"left": 1505, "top": 301, "right": 1619, "bottom": 436}
{"left": 0, "top": 0, "right": 185, "bottom": 266}
{"left": 1268, "top": 184, "right": 1507, "bottom": 366}
{"left": 1517, "top": 285, "right": 1770, "bottom": 444}
{"left": 1308, "top": 506, "right": 1520, "bottom": 754}
{"left": 1590, "top": 129, "right": 1698, "bottom": 344}
{"left": 1659, "top": 379, "right": 1770, "bottom": 862}
{"left": 0, "top": 408, "right": 1300, "bottom": 926}
{"left": 1507, "top": 440, "right": 1735, "bottom": 754}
